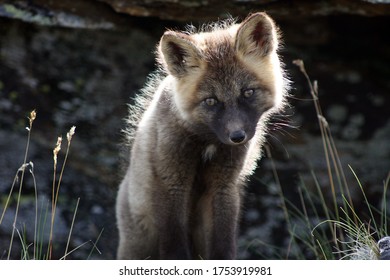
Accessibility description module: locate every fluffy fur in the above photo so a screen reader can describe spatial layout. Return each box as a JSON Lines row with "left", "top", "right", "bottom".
{"left": 117, "top": 12, "right": 289, "bottom": 260}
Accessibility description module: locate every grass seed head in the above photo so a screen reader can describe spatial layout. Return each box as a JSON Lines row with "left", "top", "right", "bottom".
{"left": 28, "top": 110, "right": 36, "bottom": 127}
{"left": 53, "top": 136, "right": 62, "bottom": 165}
{"left": 67, "top": 126, "right": 76, "bottom": 143}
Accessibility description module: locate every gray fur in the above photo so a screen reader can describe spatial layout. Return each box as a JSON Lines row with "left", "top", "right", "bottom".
{"left": 116, "top": 12, "right": 288, "bottom": 260}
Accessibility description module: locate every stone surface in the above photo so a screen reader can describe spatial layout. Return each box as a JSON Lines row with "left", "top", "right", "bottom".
{"left": 378, "top": 237, "right": 390, "bottom": 260}
{"left": 0, "top": 0, "right": 389, "bottom": 29}
{"left": 0, "top": 1, "right": 389, "bottom": 260}
{"left": 101, "top": 0, "right": 390, "bottom": 21}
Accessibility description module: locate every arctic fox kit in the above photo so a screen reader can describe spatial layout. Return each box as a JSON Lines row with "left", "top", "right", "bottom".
{"left": 116, "top": 12, "right": 288, "bottom": 260}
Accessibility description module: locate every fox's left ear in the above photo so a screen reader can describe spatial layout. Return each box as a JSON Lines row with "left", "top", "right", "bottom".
{"left": 235, "top": 12, "right": 278, "bottom": 58}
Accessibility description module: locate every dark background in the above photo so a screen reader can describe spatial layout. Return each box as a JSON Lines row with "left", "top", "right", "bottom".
{"left": 0, "top": 0, "right": 389, "bottom": 259}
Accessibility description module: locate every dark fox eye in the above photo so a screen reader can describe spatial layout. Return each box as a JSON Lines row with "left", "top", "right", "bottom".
{"left": 204, "top": 97, "right": 218, "bottom": 106}
{"left": 242, "top": 88, "right": 255, "bottom": 98}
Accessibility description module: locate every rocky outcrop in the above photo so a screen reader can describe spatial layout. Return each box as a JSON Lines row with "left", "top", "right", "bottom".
{"left": 0, "top": 0, "right": 389, "bottom": 29}
{"left": 101, "top": 0, "right": 390, "bottom": 21}
{"left": 0, "top": 0, "right": 389, "bottom": 260}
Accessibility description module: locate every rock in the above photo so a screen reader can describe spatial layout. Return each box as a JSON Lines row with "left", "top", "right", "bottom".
{"left": 0, "top": 0, "right": 389, "bottom": 29}
{"left": 0, "top": 0, "right": 389, "bottom": 260}
{"left": 378, "top": 237, "right": 390, "bottom": 260}
{"left": 0, "top": 0, "right": 120, "bottom": 29}
{"left": 102, "top": 0, "right": 390, "bottom": 21}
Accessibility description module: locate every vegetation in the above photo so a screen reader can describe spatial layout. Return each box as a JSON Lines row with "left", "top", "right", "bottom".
{"left": 0, "top": 111, "right": 101, "bottom": 259}
{"left": 0, "top": 61, "right": 388, "bottom": 260}
{"left": 265, "top": 60, "right": 389, "bottom": 260}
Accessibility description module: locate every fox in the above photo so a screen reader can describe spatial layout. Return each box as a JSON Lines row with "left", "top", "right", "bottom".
{"left": 116, "top": 12, "right": 289, "bottom": 260}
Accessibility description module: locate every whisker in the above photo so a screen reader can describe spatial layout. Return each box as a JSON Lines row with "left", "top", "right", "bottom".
{"left": 271, "top": 122, "right": 299, "bottom": 129}
{"left": 266, "top": 133, "right": 290, "bottom": 159}
{"left": 288, "top": 95, "right": 316, "bottom": 102}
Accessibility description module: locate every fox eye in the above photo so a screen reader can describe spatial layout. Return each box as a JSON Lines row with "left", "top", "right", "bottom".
{"left": 204, "top": 97, "right": 218, "bottom": 106}
{"left": 242, "top": 88, "right": 255, "bottom": 98}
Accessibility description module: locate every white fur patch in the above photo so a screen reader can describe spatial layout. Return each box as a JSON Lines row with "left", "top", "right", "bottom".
{"left": 202, "top": 144, "right": 217, "bottom": 161}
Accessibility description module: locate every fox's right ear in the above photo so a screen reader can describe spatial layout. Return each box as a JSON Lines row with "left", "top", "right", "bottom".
{"left": 158, "top": 31, "right": 203, "bottom": 77}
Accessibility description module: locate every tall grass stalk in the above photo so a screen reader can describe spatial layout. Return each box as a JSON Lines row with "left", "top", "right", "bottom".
{"left": 0, "top": 111, "right": 87, "bottom": 259}
{"left": 349, "top": 165, "right": 378, "bottom": 232}
{"left": 2, "top": 110, "right": 36, "bottom": 259}
{"left": 293, "top": 60, "right": 354, "bottom": 220}
{"left": 29, "top": 162, "right": 38, "bottom": 259}
{"left": 48, "top": 136, "right": 62, "bottom": 259}
{"left": 292, "top": 59, "right": 360, "bottom": 257}
{"left": 264, "top": 145, "right": 292, "bottom": 233}
{"left": 48, "top": 126, "right": 76, "bottom": 259}
{"left": 285, "top": 60, "right": 389, "bottom": 259}
{"left": 36, "top": 199, "right": 50, "bottom": 259}
{"left": 63, "top": 197, "right": 80, "bottom": 260}
{"left": 381, "top": 174, "right": 389, "bottom": 236}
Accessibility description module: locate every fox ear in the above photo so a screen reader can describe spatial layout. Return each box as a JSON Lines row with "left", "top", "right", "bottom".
{"left": 235, "top": 12, "right": 278, "bottom": 58}
{"left": 159, "top": 31, "right": 202, "bottom": 77}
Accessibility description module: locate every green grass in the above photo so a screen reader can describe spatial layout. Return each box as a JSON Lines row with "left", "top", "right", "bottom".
{"left": 267, "top": 60, "right": 390, "bottom": 260}
{"left": 247, "top": 61, "right": 389, "bottom": 260}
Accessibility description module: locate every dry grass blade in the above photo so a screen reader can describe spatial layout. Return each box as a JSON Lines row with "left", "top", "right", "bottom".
{"left": 48, "top": 126, "right": 76, "bottom": 259}
{"left": 5, "top": 110, "right": 36, "bottom": 259}
{"left": 0, "top": 111, "right": 97, "bottom": 260}
{"left": 63, "top": 197, "right": 80, "bottom": 260}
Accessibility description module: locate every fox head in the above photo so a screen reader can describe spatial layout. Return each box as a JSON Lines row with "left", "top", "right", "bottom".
{"left": 158, "top": 12, "right": 287, "bottom": 145}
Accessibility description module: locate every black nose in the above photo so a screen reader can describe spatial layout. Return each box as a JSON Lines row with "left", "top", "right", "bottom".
{"left": 229, "top": 130, "right": 246, "bottom": 144}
